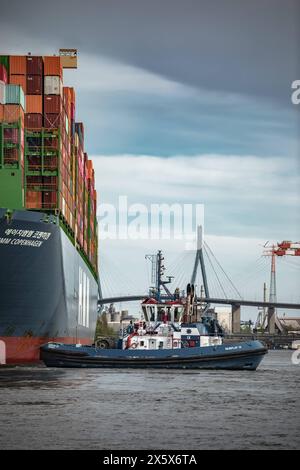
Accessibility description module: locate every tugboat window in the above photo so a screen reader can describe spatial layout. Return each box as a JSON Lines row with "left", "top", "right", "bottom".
{"left": 158, "top": 308, "right": 164, "bottom": 321}
{"left": 150, "top": 307, "right": 155, "bottom": 322}
{"left": 167, "top": 307, "right": 171, "bottom": 321}
{"left": 174, "top": 307, "right": 179, "bottom": 321}
{"left": 142, "top": 306, "right": 148, "bottom": 321}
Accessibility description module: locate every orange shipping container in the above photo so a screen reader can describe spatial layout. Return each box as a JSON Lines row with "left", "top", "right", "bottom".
{"left": 3, "top": 104, "right": 24, "bottom": 123}
{"left": 63, "top": 86, "right": 70, "bottom": 101}
{"left": 86, "top": 160, "right": 93, "bottom": 179}
{"left": 26, "top": 95, "right": 42, "bottom": 114}
{"left": 10, "top": 56, "right": 26, "bottom": 75}
{"left": 69, "top": 87, "right": 75, "bottom": 105}
{"left": 9, "top": 74, "right": 26, "bottom": 94}
{"left": 44, "top": 56, "right": 63, "bottom": 77}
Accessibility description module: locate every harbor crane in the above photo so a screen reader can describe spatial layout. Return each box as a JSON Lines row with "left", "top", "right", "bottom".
{"left": 256, "top": 241, "right": 300, "bottom": 331}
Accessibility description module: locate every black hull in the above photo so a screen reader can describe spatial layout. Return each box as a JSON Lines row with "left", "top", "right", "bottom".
{"left": 0, "top": 209, "right": 99, "bottom": 362}
{"left": 40, "top": 341, "right": 268, "bottom": 370}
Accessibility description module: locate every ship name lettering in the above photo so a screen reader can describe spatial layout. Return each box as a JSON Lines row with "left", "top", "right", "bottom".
{"left": 10, "top": 238, "right": 43, "bottom": 247}
{"left": 0, "top": 237, "right": 11, "bottom": 245}
{"left": 32, "top": 231, "right": 51, "bottom": 240}
{"left": 225, "top": 345, "right": 242, "bottom": 350}
{"left": 5, "top": 229, "right": 35, "bottom": 237}
{"left": 4, "top": 229, "right": 51, "bottom": 240}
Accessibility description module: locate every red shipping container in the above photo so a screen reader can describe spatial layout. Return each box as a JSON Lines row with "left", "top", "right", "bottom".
{"left": 44, "top": 134, "right": 59, "bottom": 150}
{"left": 70, "top": 104, "right": 75, "bottom": 120}
{"left": 44, "top": 155, "right": 58, "bottom": 171}
{"left": 44, "top": 95, "right": 62, "bottom": 114}
{"left": 9, "top": 74, "right": 26, "bottom": 93}
{"left": 4, "top": 127, "right": 18, "bottom": 144}
{"left": 10, "top": 56, "right": 26, "bottom": 75}
{"left": 27, "top": 75, "right": 42, "bottom": 94}
{"left": 44, "top": 113, "right": 61, "bottom": 129}
{"left": 4, "top": 147, "right": 19, "bottom": 164}
{"left": 25, "top": 113, "right": 43, "bottom": 129}
{"left": 0, "top": 64, "right": 7, "bottom": 83}
{"left": 26, "top": 191, "right": 42, "bottom": 209}
{"left": 26, "top": 56, "right": 43, "bottom": 75}
{"left": 43, "top": 191, "right": 57, "bottom": 208}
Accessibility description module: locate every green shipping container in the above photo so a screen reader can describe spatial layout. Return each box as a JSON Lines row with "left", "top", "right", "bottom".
{"left": 5, "top": 84, "right": 25, "bottom": 110}
{"left": 0, "top": 56, "right": 9, "bottom": 73}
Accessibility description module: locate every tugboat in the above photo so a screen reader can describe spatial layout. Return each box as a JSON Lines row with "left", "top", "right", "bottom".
{"left": 40, "top": 252, "right": 267, "bottom": 370}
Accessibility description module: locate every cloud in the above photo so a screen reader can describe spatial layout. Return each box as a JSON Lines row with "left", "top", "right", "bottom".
{"left": 65, "top": 53, "right": 274, "bottom": 107}
{"left": 64, "top": 54, "right": 190, "bottom": 96}
{"left": 62, "top": 53, "right": 299, "bottom": 157}
{"left": 91, "top": 153, "right": 300, "bottom": 212}
{"left": 1, "top": 25, "right": 298, "bottom": 158}
{"left": 1, "top": 0, "right": 299, "bottom": 105}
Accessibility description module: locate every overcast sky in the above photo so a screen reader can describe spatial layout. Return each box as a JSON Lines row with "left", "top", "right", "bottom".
{"left": 1, "top": 0, "right": 299, "bottom": 317}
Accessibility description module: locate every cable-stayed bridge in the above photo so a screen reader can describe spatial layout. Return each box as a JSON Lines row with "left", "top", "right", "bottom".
{"left": 98, "top": 227, "right": 300, "bottom": 334}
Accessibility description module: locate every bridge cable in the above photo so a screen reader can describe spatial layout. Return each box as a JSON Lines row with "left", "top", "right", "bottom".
{"left": 203, "top": 245, "right": 228, "bottom": 299}
{"left": 204, "top": 242, "right": 243, "bottom": 299}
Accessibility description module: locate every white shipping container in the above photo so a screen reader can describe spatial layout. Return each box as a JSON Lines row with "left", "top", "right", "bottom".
{"left": 44, "top": 76, "right": 62, "bottom": 95}
{"left": 0, "top": 80, "right": 6, "bottom": 104}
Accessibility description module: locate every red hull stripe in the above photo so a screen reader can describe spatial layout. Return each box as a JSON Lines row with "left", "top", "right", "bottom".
{"left": 0, "top": 336, "right": 93, "bottom": 364}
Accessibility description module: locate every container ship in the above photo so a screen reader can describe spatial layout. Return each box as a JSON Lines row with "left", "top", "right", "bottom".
{"left": 0, "top": 51, "right": 99, "bottom": 363}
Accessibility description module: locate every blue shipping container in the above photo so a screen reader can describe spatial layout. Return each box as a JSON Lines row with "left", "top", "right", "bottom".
{"left": 5, "top": 84, "right": 25, "bottom": 110}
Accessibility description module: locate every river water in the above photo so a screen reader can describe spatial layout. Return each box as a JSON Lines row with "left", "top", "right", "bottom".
{"left": 0, "top": 350, "right": 299, "bottom": 450}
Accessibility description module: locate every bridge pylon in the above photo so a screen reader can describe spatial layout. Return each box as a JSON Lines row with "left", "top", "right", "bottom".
{"left": 191, "top": 226, "right": 209, "bottom": 303}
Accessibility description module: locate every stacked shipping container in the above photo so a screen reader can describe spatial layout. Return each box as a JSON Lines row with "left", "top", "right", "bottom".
{"left": 0, "top": 54, "right": 98, "bottom": 274}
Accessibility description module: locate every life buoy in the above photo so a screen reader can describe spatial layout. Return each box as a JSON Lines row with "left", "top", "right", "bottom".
{"left": 126, "top": 332, "right": 136, "bottom": 349}
{"left": 130, "top": 343, "right": 138, "bottom": 349}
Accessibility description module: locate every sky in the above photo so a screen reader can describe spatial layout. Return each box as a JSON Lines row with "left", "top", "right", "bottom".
{"left": 1, "top": 0, "right": 299, "bottom": 319}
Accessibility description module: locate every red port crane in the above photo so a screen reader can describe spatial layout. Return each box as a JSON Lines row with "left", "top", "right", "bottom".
{"left": 273, "top": 241, "right": 300, "bottom": 257}
{"left": 264, "top": 241, "right": 300, "bottom": 300}
{"left": 259, "top": 241, "right": 300, "bottom": 330}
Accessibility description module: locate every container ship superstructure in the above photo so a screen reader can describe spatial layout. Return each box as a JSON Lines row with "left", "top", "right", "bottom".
{"left": 0, "top": 51, "right": 99, "bottom": 363}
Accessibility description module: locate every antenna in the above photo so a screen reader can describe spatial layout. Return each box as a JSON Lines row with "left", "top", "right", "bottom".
{"left": 145, "top": 251, "right": 174, "bottom": 301}
{"left": 145, "top": 254, "right": 157, "bottom": 287}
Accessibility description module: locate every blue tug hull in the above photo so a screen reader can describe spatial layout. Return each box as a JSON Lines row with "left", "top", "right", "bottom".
{"left": 40, "top": 340, "right": 267, "bottom": 370}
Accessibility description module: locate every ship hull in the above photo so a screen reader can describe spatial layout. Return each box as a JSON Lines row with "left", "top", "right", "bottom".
{"left": 0, "top": 209, "right": 98, "bottom": 364}
{"left": 40, "top": 340, "right": 267, "bottom": 370}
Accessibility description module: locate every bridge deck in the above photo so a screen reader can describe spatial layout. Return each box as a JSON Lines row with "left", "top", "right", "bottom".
{"left": 99, "top": 295, "right": 300, "bottom": 310}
